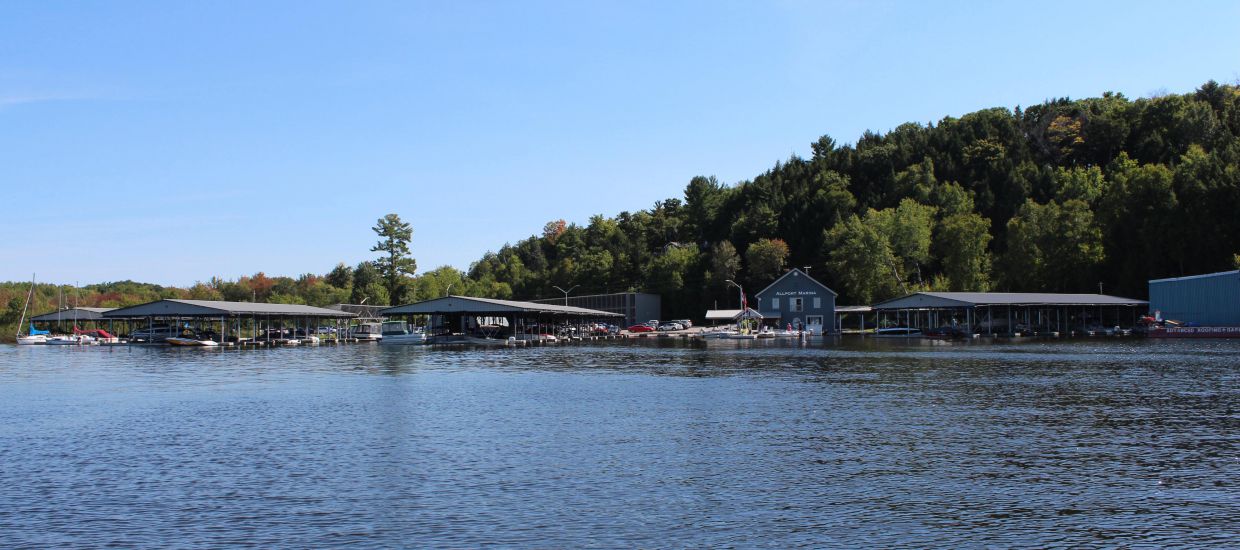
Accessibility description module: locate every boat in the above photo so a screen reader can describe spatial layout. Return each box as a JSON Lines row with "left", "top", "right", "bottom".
{"left": 15, "top": 274, "right": 50, "bottom": 345}
{"left": 348, "top": 322, "right": 383, "bottom": 341}
{"left": 874, "top": 327, "right": 923, "bottom": 338}
{"left": 166, "top": 331, "right": 220, "bottom": 347}
{"left": 464, "top": 335, "right": 512, "bottom": 346}
{"left": 379, "top": 321, "right": 430, "bottom": 345}
{"left": 130, "top": 325, "right": 178, "bottom": 343}
{"left": 46, "top": 334, "right": 96, "bottom": 345}
{"left": 923, "top": 326, "right": 968, "bottom": 339}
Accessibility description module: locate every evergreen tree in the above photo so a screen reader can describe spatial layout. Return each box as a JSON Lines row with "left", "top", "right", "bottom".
{"left": 371, "top": 213, "right": 417, "bottom": 305}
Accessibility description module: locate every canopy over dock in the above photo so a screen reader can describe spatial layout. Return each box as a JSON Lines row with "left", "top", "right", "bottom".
{"left": 704, "top": 308, "right": 763, "bottom": 322}
{"left": 381, "top": 295, "right": 622, "bottom": 318}
{"left": 103, "top": 299, "right": 357, "bottom": 319}
{"left": 871, "top": 292, "right": 1148, "bottom": 335}
{"left": 30, "top": 307, "right": 115, "bottom": 322}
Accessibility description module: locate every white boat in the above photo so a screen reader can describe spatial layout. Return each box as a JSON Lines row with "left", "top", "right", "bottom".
{"left": 348, "top": 322, "right": 383, "bottom": 341}
{"left": 46, "top": 334, "right": 96, "bottom": 346}
{"left": 14, "top": 274, "right": 49, "bottom": 345}
{"left": 17, "top": 334, "right": 47, "bottom": 345}
{"left": 464, "top": 335, "right": 512, "bottom": 346}
{"left": 874, "top": 327, "right": 923, "bottom": 337}
{"left": 166, "top": 336, "right": 219, "bottom": 347}
{"left": 379, "top": 321, "right": 430, "bottom": 345}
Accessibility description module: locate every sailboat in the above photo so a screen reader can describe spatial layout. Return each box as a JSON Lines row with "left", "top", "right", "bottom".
{"left": 15, "top": 274, "right": 48, "bottom": 345}
{"left": 45, "top": 283, "right": 94, "bottom": 346}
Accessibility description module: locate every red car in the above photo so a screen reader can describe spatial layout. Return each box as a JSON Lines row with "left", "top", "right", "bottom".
{"left": 626, "top": 324, "right": 654, "bottom": 333}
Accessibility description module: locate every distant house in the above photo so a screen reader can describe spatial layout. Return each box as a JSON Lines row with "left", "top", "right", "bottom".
{"left": 755, "top": 268, "right": 837, "bottom": 332}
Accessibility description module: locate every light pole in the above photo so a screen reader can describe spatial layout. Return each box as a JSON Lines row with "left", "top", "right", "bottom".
{"left": 725, "top": 279, "right": 744, "bottom": 309}
{"left": 552, "top": 285, "right": 579, "bottom": 306}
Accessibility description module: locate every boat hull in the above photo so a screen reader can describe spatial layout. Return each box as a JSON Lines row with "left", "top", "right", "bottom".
{"left": 16, "top": 335, "right": 46, "bottom": 345}
{"left": 167, "top": 337, "right": 219, "bottom": 347}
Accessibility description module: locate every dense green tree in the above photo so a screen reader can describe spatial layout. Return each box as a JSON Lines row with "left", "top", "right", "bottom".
{"left": 824, "top": 215, "right": 901, "bottom": 304}
{"left": 325, "top": 263, "right": 353, "bottom": 290}
{"left": 935, "top": 212, "right": 993, "bottom": 291}
{"left": 350, "top": 261, "right": 386, "bottom": 305}
{"left": 746, "top": 238, "right": 789, "bottom": 283}
{"left": 371, "top": 213, "right": 417, "bottom": 305}
{"left": 1002, "top": 199, "right": 1104, "bottom": 291}
{"left": 709, "top": 241, "right": 741, "bottom": 288}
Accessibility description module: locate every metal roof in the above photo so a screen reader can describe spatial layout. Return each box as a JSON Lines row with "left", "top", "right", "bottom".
{"left": 704, "top": 308, "right": 763, "bottom": 320}
{"left": 755, "top": 268, "right": 838, "bottom": 298}
{"left": 873, "top": 292, "right": 1148, "bottom": 310}
{"left": 102, "top": 299, "right": 357, "bottom": 318}
{"left": 836, "top": 305, "right": 873, "bottom": 313}
{"left": 381, "top": 295, "right": 623, "bottom": 317}
{"left": 1149, "top": 269, "right": 1240, "bottom": 284}
{"left": 30, "top": 307, "right": 115, "bottom": 322}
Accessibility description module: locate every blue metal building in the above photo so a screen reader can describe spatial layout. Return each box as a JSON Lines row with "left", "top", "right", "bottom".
{"left": 755, "top": 268, "right": 837, "bottom": 333}
{"left": 1148, "top": 270, "right": 1240, "bottom": 326}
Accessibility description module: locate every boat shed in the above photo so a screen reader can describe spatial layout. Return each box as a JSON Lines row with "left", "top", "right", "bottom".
{"left": 381, "top": 295, "right": 623, "bottom": 341}
{"left": 30, "top": 307, "right": 127, "bottom": 333}
{"left": 872, "top": 292, "right": 1148, "bottom": 336}
{"left": 754, "top": 268, "right": 837, "bottom": 333}
{"left": 1149, "top": 270, "right": 1240, "bottom": 326}
{"left": 30, "top": 307, "right": 115, "bottom": 322}
{"left": 102, "top": 299, "right": 357, "bottom": 343}
{"left": 704, "top": 308, "right": 763, "bottom": 325}
{"left": 835, "top": 305, "right": 873, "bottom": 333}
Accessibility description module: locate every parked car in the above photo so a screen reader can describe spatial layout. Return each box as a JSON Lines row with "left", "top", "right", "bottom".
{"left": 657, "top": 322, "right": 685, "bottom": 331}
{"left": 671, "top": 319, "right": 693, "bottom": 328}
{"left": 627, "top": 324, "right": 655, "bottom": 333}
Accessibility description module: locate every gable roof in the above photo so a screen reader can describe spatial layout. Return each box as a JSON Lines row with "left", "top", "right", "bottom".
{"left": 704, "top": 308, "right": 763, "bottom": 320}
{"left": 754, "top": 268, "right": 838, "bottom": 297}
{"left": 103, "top": 299, "right": 357, "bottom": 318}
{"left": 381, "top": 295, "right": 622, "bottom": 317}
{"left": 30, "top": 307, "right": 115, "bottom": 322}
{"left": 873, "top": 292, "right": 1147, "bottom": 310}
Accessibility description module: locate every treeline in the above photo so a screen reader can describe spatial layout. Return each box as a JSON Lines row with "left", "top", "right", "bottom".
{"left": 468, "top": 81, "right": 1240, "bottom": 317}
{"left": 5, "top": 81, "right": 1240, "bottom": 337}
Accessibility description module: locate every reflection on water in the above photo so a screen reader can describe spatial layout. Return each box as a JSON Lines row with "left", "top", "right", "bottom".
{"left": 0, "top": 338, "right": 1236, "bottom": 547}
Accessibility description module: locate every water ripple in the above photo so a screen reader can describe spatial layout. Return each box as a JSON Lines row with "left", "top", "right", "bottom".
{"left": 0, "top": 338, "right": 1237, "bottom": 547}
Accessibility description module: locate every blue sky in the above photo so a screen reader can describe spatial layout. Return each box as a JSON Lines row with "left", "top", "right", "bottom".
{"left": 3, "top": 0, "right": 1238, "bottom": 287}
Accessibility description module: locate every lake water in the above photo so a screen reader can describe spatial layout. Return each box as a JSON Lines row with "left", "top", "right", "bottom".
{"left": 1, "top": 338, "right": 1236, "bottom": 547}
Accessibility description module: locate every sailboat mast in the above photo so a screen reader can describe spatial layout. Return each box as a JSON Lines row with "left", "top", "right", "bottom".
{"left": 16, "top": 274, "right": 34, "bottom": 339}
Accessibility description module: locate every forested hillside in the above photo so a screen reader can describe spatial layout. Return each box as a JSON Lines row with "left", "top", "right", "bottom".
{"left": 469, "top": 81, "right": 1240, "bottom": 315}
{"left": 5, "top": 81, "right": 1239, "bottom": 338}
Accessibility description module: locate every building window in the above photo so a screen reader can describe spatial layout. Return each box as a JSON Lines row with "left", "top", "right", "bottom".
{"left": 772, "top": 298, "right": 780, "bottom": 310}
{"left": 813, "top": 297, "right": 821, "bottom": 309}
{"left": 791, "top": 298, "right": 803, "bottom": 312}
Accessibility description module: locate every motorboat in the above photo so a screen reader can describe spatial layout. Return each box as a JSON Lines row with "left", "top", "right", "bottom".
{"left": 874, "top": 327, "right": 923, "bottom": 337}
{"left": 923, "top": 326, "right": 968, "bottom": 339}
{"left": 166, "top": 331, "right": 218, "bottom": 346}
{"left": 130, "top": 325, "right": 178, "bottom": 343}
{"left": 379, "top": 321, "right": 430, "bottom": 345}
{"left": 464, "top": 335, "right": 512, "bottom": 346}
{"left": 166, "top": 329, "right": 219, "bottom": 346}
{"left": 46, "top": 334, "right": 96, "bottom": 346}
{"left": 348, "top": 322, "right": 383, "bottom": 341}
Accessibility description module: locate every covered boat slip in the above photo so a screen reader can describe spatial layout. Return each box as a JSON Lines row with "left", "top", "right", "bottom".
{"left": 30, "top": 307, "right": 125, "bottom": 331}
{"left": 380, "top": 295, "right": 623, "bottom": 345}
{"left": 102, "top": 299, "right": 356, "bottom": 345}
{"left": 872, "top": 292, "right": 1148, "bottom": 337}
